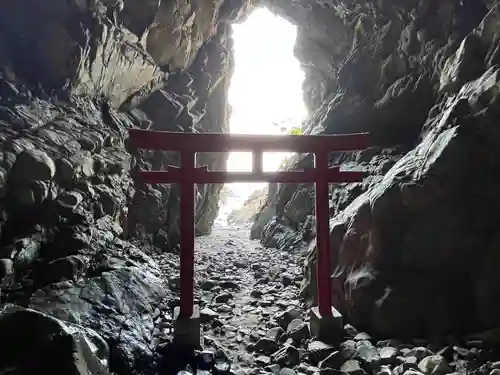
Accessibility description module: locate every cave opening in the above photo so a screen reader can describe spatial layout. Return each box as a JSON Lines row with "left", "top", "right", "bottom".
{"left": 216, "top": 7, "right": 308, "bottom": 226}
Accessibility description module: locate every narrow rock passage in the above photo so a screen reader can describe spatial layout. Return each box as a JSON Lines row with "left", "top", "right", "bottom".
{"left": 194, "top": 225, "right": 308, "bottom": 373}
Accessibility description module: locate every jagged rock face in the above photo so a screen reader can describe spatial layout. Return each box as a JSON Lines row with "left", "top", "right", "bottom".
{"left": 128, "top": 25, "right": 236, "bottom": 242}
{"left": 253, "top": 0, "right": 500, "bottom": 337}
{"left": 2, "top": 1, "right": 500, "bottom": 373}
{"left": 0, "top": 0, "right": 255, "bottom": 108}
{"left": 226, "top": 186, "right": 268, "bottom": 226}
{"left": 0, "top": 305, "right": 110, "bottom": 374}
{"left": 0, "top": 93, "right": 173, "bottom": 374}
{"left": 0, "top": 0, "right": 165, "bottom": 108}
{"left": 0, "top": 0, "right": 252, "bottom": 373}
{"left": 0, "top": 0, "right": 243, "bottom": 246}
{"left": 121, "top": 0, "right": 255, "bottom": 69}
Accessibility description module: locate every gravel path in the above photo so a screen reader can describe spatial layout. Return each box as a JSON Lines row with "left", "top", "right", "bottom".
{"left": 195, "top": 225, "right": 307, "bottom": 373}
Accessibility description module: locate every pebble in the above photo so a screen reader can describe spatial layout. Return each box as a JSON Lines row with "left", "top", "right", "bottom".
{"left": 234, "top": 260, "right": 248, "bottom": 268}
{"left": 217, "top": 304, "right": 232, "bottom": 313}
{"left": 219, "top": 280, "right": 240, "bottom": 290}
{"left": 379, "top": 346, "right": 398, "bottom": 365}
{"left": 254, "top": 337, "right": 279, "bottom": 354}
{"left": 273, "top": 345, "right": 300, "bottom": 367}
{"left": 404, "top": 356, "right": 419, "bottom": 365}
{"left": 354, "top": 332, "right": 371, "bottom": 341}
{"left": 200, "top": 308, "right": 219, "bottom": 321}
{"left": 251, "top": 289, "right": 264, "bottom": 298}
{"left": 200, "top": 280, "right": 217, "bottom": 290}
{"left": 266, "top": 327, "right": 285, "bottom": 341}
{"left": 318, "top": 351, "right": 343, "bottom": 369}
{"left": 280, "top": 273, "right": 294, "bottom": 286}
{"left": 215, "top": 292, "right": 232, "bottom": 303}
{"left": 276, "top": 308, "right": 302, "bottom": 330}
{"left": 256, "top": 355, "right": 272, "bottom": 366}
{"left": 356, "top": 342, "right": 380, "bottom": 367}
{"left": 308, "top": 341, "right": 335, "bottom": 365}
{"left": 340, "top": 360, "right": 366, "bottom": 375}
{"left": 344, "top": 324, "right": 359, "bottom": 338}
{"left": 340, "top": 340, "right": 357, "bottom": 359}
{"left": 417, "top": 355, "right": 451, "bottom": 375}
{"left": 405, "top": 348, "right": 434, "bottom": 361}
{"left": 377, "top": 339, "right": 402, "bottom": 348}
{"left": 377, "top": 365, "right": 392, "bottom": 375}
{"left": 394, "top": 363, "right": 420, "bottom": 375}
{"left": 286, "top": 319, "right": 310, "bottom": 342}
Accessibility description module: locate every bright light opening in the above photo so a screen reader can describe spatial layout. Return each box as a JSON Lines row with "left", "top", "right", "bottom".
{"left": 216, "top": 8, "right": 308, "bottom": 226}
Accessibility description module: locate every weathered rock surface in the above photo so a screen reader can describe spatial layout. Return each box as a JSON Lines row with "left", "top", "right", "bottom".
{"left": 253, "top": 0, "right": 500, "bottom": 338}
{"left": 0, "top": 0, "right": 254, "bottom": 373}
{"left": 227, "top": 186, "right": 268, "bottom": 226}
{"left": 0, "top": 0, "right": 165, "bottom": 108}
{"left": 3, "top": 0, "right": 500, "bottom": 372}
{"left": 0, "top": 304, "right": 109, "bottom": 375}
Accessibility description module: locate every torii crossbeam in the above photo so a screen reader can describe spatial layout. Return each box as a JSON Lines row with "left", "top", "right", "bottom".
{"left": 128, "top": 129, "right": 371, "bottom": 347}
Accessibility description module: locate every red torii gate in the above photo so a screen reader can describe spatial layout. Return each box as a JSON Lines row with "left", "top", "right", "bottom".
{"left": 128, "top": 129, "right": 371, "bottom": 345}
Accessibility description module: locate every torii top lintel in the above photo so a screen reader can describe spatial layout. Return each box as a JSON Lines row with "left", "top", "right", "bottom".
{"left": 128, "top": 129, "right": 371, "bottom": 154}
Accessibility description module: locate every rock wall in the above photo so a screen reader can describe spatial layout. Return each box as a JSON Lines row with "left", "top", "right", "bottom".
{"left": 254, "top": 0, "right": 500, "bottom": 338}
{"left": 227, "top": 186, "right": 268, "bottom": 226}
{"left": 2, "top": 0, "right": 500, "bottom": 371}
{"left": 0, "top": 0, "right": 253, "bottom": 373}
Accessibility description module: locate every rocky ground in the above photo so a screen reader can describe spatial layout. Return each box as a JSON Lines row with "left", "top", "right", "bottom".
{"left": 155, "top": 224, "right": 500, "bottom": 375}
{"left": 3, "top": 218, "right": 500, "bottom": 375}
{"left": 157, "top": 223, "right": 307, "bottom": 374}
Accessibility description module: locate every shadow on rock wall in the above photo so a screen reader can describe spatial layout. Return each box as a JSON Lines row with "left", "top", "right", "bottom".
{"left": 253, "top": 0, "right": 500, "bottom": 338}
{"left": 0, "top": 0, "right": 255, "bottom": 373}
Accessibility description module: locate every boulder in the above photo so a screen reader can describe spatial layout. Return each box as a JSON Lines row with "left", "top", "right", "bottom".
{"left": 0, "top": 304, "right": 108, "bottom": 375}
{"left": 28, "top": 264, "right": 165, "bottom": 374}
{"left": 10, "top": 149, "right": 56, "bottom": 184}
{"left": 418, "top": 355, "right": 452, "bottom": 375}
{"left": 302, "top": 66, "right": 500, "bottom": 337}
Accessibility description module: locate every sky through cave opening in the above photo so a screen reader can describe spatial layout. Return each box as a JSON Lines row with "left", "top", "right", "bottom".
{"left": 217, "top": 7, "right": 308, "bottom": 225}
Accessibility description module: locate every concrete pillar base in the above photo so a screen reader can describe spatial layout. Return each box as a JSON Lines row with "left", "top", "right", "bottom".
{"left": 173, "top": 304, "right": 202, "bottom": 350}
{"left": 309, "top": 306, "right": 343, "bottom": 345}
